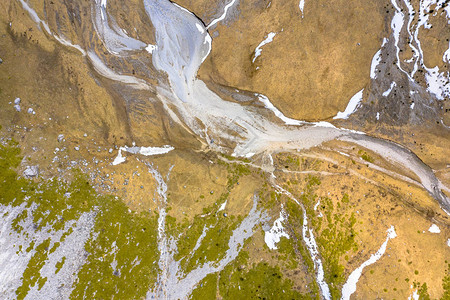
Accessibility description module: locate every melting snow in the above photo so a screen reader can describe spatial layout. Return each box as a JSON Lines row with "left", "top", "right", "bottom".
{"left": 428, "top": 224, "right": 440, "bottom": 233}
{"left": 444, "top": 42, "right": 450, "bottom": 63}
{"left": 112, "top": 145, "right": 174, "bottom": 165}
{"left": 382, "top": 82, "right": 396, "bottom": 97}
{"left": 313, "top": 121, "right": 336, "bottom": 128}
{"left": 112, "top": 149, "right": 126, "bottom": 165}
{"left": 408, "top": 290, "right": 419, "bottom": 300}
{"left": 425, "top": 66, "right": 450, "bottom": 100}
{"left": 276, "top": 186, "right": 331, "bottom": 299}
{"left": 302, "top": 209, "right": 331, "bottom": 299}
{"left": 218, "top": 200, "right": 227, "bottom": 212}
{"left": 88, "top": 51, "right": 150, "bottom": 90}
{"left": 264, "top": 210, "right": 289, "bottom": 250}
{"left": 341, "top": 226, "right": 397, "bottom": 300}
{"left": 299, "top": 0, "right": 305, "bottom": 18}
{"left": 333, "top": 89, "right": 364, "bottom": 119}
{"left": 257, "top": 94, "right": 304, "bottom": 125}
{"left": 314, "top": 199, "right": 320, "bottom": 211}
{"left": 253, "top": 32, "right": 276, "bottom": 63}
{"left": 195, "top": 23, "right": 205, "bottom": 34}
{"left": 370, "top": 49, "right": 382, "bottom": 79}
{"left": 244, "top": 152, "right": 255, "bottom": 158}
{"left": 206, "top": 0, "right": 238, "bottom": 29}
{"left": 138, "top": 145, "right": 174, "bottom": 156}
{"left": 370, "top": 38, "right": 387, "bottom": 79}
{"left": 146, "top": 44, "right": 157, "bottom": 54}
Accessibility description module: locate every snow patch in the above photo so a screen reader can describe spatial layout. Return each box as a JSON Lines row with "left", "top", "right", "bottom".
{"left": 257, "top": 94, "right": 304, "bottom": 126}
{"left": 428, "top": 224, "right": 440, "bottom": 233}
{"left": 146, "top": 44, "right": 157, "bottom": 54}
{"left": 341, "top": 226, "right": 397, "bottom": 300}
{"left": 113, "top": 145, "right": 174, "bottom": 165}
{"left": 264, "top": 210, "right": 289, "bottom": 250}
{"left": 314, "top": 199, "right": 320, "bottom": 211}
{"left": 206, "top": 0, "right": 238, "bottom": 29}
{"left": 137, "top": 145, "right": 174, "bottom": 156}
{"left": 299, "top": 0, "right": 305, "bottom": 18}
{"left": 444, "top": 42, "right": 450, "bottom": 63}
{"left": 253, "top": 32, "right": 276, "bottom": 63}
{"left": 408, "top": 289, "right": 419, "bottom": 300}
{"left": 370, "top": 38, "right": 388, "bottom": 79}
{"left": 195, "top": 23, "right": 205, "bottom": 34}
{"left": 370, "top": 49, "right": 382, "bottom": 79}
{"left": 112, "top": 149, "right": 126, "bottom": 165}
{"left": 382, "top": 82, "right": 397, "bottom": 97}
{"left": 333, "top": 89, "right": 364, "bottom": 119}
{"left": 425, "top": 66, "right": 450, "bottom": 100}
{"left": 218, "top": 200, "right": 227, "bottom": 212}
{"left": 244, "top": 152, "right": 255, "bottom": 158}
{"left": 313, "top": 121, "right": 336, "bottom": 128}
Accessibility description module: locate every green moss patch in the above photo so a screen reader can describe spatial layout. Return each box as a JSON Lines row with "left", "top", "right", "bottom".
{"left": 0, "top": 141, "right": 160, "bottom": 299}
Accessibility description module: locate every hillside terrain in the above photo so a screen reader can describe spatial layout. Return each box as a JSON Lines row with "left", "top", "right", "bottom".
{"left": 0, "top": 0, "right": 449, "bottom": 299}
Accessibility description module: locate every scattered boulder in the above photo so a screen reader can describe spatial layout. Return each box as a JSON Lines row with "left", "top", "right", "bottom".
{"left": 14, "top": 98, "right": 21, "bottom": 112}
{"left": 23, "top": 166, "right": 39, "bottom": 178}
{"left": 57, "top": 134, "right": 65, "bottom": 142}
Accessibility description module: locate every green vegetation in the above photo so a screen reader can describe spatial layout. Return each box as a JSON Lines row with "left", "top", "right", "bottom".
{"left": 191, "top": 249, "right": 309, "bottom": 299}
{"left": 174, "top": 163, "right": 250, "bottom": 273}
{"left": 0, "top": 140, "right": 160, "bottom": 299}
{"left": 276, "top": 237, "right": 299, "bottom": 269}
{"left": 190, "top": 273, "right": 218, "bottom": 299}
{"left": 16, "top": 238, "right": 51, "bottom": 298}
{"left": 179, "top": 213, "right": 242, "bottom": 273}
{"left": 71, "top": 196, "right": 159, "bottom": 299}
{"left": 55, "top": 257, "right": 66, "bottom": 274}
{"left": 358, "top": 150, "right": 374, "bottom": 163}
{"left": 442, "top": 264, "right": 450, "bottom": 300}
{"left": 413, "top": 281, "right": 430, "bottom": 300}
{"left": 219, "top": 261, "right": 307, "bottom": 299}
{"left": 283, "top": 193, "right": 320, "bottom": 298}
{"left": 289, "top": 176, "right": 358, "bottom": 299}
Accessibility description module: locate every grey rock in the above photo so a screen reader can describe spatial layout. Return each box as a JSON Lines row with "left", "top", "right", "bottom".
{"left": 23, "top": 166, "right": 39, "bottom": 178}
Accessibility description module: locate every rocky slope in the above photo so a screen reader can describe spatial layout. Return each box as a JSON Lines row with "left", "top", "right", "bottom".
{"left": 0, "top": 0, "right": 449, "bottom": 299}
